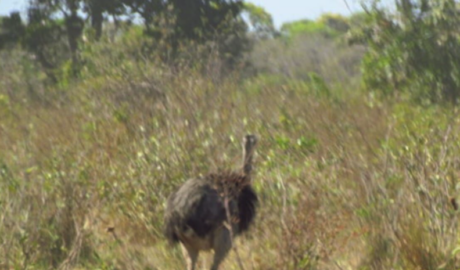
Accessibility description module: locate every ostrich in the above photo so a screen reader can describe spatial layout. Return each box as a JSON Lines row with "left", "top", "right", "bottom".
{"left": 164, "top": 135, "right": 258, "bottom": 270}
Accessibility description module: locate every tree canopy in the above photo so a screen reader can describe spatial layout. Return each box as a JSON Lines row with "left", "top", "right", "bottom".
{"left": 355, "top": 0, "right": 460, "bottom": 103}
{"left": 0, "top": 0, "right": 249, "bottom": 79}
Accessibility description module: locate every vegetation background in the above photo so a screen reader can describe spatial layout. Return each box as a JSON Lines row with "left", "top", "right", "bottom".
{"left": 1, "top": 0, "right": 460, "bottom": 269}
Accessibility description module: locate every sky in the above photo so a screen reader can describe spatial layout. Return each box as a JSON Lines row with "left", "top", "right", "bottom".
{"left": 0, "top": 0, "right": 362, "bottom": 28}
{"left": 249, "top": 0, "right": 361, "bottom": 27}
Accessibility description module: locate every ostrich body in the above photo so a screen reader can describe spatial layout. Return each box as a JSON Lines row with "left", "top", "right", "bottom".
{"left": 164, "top": 135, "right": 258, "bottom": 270}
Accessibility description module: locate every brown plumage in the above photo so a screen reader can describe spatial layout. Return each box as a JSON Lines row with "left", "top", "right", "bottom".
{"left": 164, "top": 135, "right": 258, "bottom": 270}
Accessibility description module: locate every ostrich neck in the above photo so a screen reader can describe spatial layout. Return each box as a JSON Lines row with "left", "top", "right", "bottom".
{"left": 243, "top": 147, "right": 254, "bottom": 175}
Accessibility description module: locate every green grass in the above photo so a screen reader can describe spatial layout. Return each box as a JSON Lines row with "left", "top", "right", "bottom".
{"left": 1, "top": 36, "right": 460, "bottom": 270}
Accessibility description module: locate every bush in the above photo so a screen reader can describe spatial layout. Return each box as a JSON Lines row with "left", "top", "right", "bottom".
{"left": 358, "top": 0, "right": 460, "bottom": 103}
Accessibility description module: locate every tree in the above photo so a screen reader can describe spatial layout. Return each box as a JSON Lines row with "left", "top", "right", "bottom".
{"left": 121, "top": 0, "right": 246, "bottom": 42}
{"left": 0, "top": 9, "right": 69, "bottom": 82}
{"left": 121, "top": 0, "right": 250, "bottom": 68}
{"left": 168, "top": 0, "right": 249, "bottom": 66}
{"left": 357, "top": 0, "right": 460, "bottom": 103}
{"left": 1, "top": 0, "right": 251, "bottom": 80}
{"left": 83, "top": 0, "right": 126, "bottom": 40}
{"left": 280, "top": 19, "right": 337, "bottom": 38}
{"left": 243, "top": 2, "right": 277, "bottom": 39}
{"left": 1, "top": 0, "right": 126, "bottom": 79}
{"left": 170, "top": 0, "right": 243, "bottom": 40}
{"left": 25, "top": 0, "right": 84, "bottom": 75}
{"left": 121, "top": 0, "right": 164, "bottom": 32}
{"left": 318, "top": 13, "right": 350, "bottom": 33}
{"left": 0, "top": 12, "right": 25, "bottom": 49}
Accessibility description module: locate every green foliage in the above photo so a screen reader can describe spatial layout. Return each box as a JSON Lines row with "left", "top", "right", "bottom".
{"left": 23, "top": 9, "right": 69, "bottom": 81}
{"left": 243, "top": 2, "right": 277, "bottom": 38}
{"left": 0, "top": 8, "right": 75, "bottom": 82}
{"left": 318, "top": 13, "right": 350, "bottom": 33}
{"left": 169, "top": 0, "right": 244, "bottom": 40}
{"left": 250, "top": 31, "right": 365, "bottom": 88}
{"left": 84, "top": 0, "right": 126, "bottom": 39}
{"left": 0, "top": 12, "right": 25, "bottom": 49}
{"left": 281, "top": 19, "right": 337, "bottom": 38}
{"left": 0, "top": 0, "right": 251, "bottom": 83}
{"left": 155, "top": 0, "right": 251, "bottom": 69}
{"left": 358, "top": 0, "right": 460, "bottom": 103}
